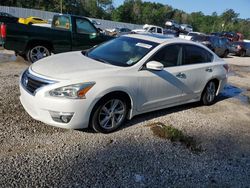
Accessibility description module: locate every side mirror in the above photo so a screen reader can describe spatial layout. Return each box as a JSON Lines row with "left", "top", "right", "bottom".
{"left": 146, "top": 61, "right": 164, "bottom": 71}
{"left": 89, "top": 33, "right": 97, "bottom": 39}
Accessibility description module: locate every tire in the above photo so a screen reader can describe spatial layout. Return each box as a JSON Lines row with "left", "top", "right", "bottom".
{"left": 223, "top": 50, "right": 229, "bottom": 58}
{"left": 90, "top": 96, "right": 128, "bottom": 133}
{"left": 201, "top": 81, "right": 217, "bottom": 105}
{"left": 27, "top": 44, "right": 51, "bottom": 63}
{"left": 20, "top": 54, "right": 28, "bottom": 61}
{"left": 240, "top": 50, "right": 246, "bottom": 57}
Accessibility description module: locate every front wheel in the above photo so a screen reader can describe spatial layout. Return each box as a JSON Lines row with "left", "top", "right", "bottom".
{"left": 223, "top": 50, "right": 229, "bottom": 58}
{"left": 201, "top": 81, "right": 217, "bottom": 105}
{"left": 90, "top": 97, "right": 128, "bottom": 133}
{"left": 27, "top": 45, "right": 51, "bottom": 63}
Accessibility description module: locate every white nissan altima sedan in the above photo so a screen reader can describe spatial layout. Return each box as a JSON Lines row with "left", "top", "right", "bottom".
{"left": 20, "top": 34, "right": 228, "bottom": 133}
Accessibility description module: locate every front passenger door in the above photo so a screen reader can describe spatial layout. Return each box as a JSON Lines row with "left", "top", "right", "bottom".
{"left": 137, "top": 44, "right": 185, "bottom": 112}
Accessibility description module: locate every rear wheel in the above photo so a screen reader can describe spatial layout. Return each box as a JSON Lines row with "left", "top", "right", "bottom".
{"left": 27, "top": 44, "right": 51, "bottom": 63}
{"left": 240, "top": 50, "right": 246, "bottom": 57}
{"left": 201, "top": 81, "right": 217, "bottom": 105}
{"left": 90, "top": 96, "right": 128, "bottom": 133}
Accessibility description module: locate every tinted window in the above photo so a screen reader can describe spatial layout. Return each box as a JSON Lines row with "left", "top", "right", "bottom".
{"left": 212, "top": 37, "right": 219, "bottom": 46}
{"left": 76, "top": 18, "right": 97, "bottom": 34}
{"left": 149, "top": 27, "right": 156, "bottom": 33}
{"left": 192, "top": 35, "right": 207, "bottom": 42}
{"left": 120, "top": 28, "right": 126, "bottom": 32}
{"left": 183, "top": 45, "right": 213, "bottom": 65}
{"left": 150, "top": 44, "right": 182, "bottom": 67}
{"left": 53, "top": 16, "right": 70, "bottom": 30}
{"left": 157, "top": 28, "right": 162, "bottom": 33}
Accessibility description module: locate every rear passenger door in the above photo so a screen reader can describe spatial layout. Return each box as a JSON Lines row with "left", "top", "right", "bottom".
{"left": 178, "top": 44, "right": 214, "bottom": 100}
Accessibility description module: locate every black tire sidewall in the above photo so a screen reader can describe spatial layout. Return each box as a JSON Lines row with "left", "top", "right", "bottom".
{"left": 223, "top": 50, "right": 229, "bottom": 58}
{"left": 240, "top": 50, "right": 246, "bottom": 57}
{"left": 27, "top": 44, "right": 51, "bottom": 63}
{"left": 91, "top": 96, "right": 128, "bottom": 133}
{"left": 201, "top": 81, "right": 216, "bottom": 105}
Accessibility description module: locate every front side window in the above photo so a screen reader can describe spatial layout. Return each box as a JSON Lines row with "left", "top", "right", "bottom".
{"left": 150, "top": 44, "right": 182, "bottom": 67}
{"left": 157, "top": 28, "right": 162, "bottom": 33}
{"left": 183, "top": 44, "right": 213, "bottom": 65}
{"left": 76, "top": 18, "right": 97, "bottom": 34}
{"left": 86, "top": 37, "right": 158, "bottom": 67}
{"left": 149, "top": 27, "right": 156, "bottom": 33}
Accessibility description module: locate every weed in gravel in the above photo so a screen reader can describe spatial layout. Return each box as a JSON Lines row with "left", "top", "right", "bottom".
{"left": 147, "top": 122, "right": 202, "bottom": 153}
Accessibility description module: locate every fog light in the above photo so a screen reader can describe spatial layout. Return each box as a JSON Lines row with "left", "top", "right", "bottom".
{"left": 49, "top": 111, "right": 74, "bottom": 123}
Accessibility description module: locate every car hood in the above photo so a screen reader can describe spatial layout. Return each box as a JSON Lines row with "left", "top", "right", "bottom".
{"left": 30, "top": 51, "right": 121, "bottom": 80}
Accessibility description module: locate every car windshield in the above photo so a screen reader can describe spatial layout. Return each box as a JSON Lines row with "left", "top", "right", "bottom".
{"left": 188, "top": 33, "right": 197, "bottom": 37}
{"left": 86, "top": 36, "right": 158, "bottom": 67}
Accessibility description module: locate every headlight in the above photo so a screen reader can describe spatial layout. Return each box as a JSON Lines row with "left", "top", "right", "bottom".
{"left": 49, "top": 82, "right": 95, "bottom": 99}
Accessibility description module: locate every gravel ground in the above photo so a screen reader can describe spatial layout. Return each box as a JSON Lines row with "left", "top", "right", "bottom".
{"left": 0, "top": 50, "right": 250, "bottom": 187}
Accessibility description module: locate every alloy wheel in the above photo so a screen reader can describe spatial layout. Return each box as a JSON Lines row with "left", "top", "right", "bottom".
{"left": 30, "top": 46, "right": 50, "bottom": 63}
{"left": 206, "top": 82, "right": 216, "bottom": 103}
{"left": 98, "top": 99, "right": 126, "bottom": 130}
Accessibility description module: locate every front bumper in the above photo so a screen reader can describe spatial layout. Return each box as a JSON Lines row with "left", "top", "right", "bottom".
{"left": 19, "top": 83, "right": 93, "bottom": 129}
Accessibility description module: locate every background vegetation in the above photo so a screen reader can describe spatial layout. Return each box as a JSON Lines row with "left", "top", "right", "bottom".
{"left": 1, "top": 0, "right": 250, "bottom": 38}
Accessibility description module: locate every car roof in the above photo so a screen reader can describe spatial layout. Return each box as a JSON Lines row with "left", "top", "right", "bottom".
{"left": 124, "top": 34, "right": 203, "bottom": 46}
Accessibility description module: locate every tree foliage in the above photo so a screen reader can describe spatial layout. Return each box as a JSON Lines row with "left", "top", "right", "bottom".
{"left": 1, "top": 0, "right": 250, "bottom": 38}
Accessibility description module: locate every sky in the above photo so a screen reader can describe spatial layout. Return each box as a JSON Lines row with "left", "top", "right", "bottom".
{"left": 113, "top": 0, "right": 250, "bottom": 19}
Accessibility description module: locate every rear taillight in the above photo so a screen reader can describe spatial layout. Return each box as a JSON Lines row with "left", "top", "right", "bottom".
{"left": 1, "top": 23, "right": 6, "bottom": 39}
{"left": 223, "top": 64, "right": 229, "bottom": 73}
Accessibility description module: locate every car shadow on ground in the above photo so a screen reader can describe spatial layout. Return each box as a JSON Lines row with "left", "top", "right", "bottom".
{"left": 120, "top": 83, "right": 245, "bottom": 131}
{"left": 80, "top": 84, "right": 245, "bottom": 133}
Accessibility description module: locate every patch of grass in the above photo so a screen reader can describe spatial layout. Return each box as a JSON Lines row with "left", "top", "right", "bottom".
{"left": 147, "top": 122, "right": 202, "bottom": 153}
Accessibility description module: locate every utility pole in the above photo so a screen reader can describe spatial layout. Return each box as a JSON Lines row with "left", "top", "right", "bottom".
{"left": 60, "top": 0, "right": 62, "bottom": 14}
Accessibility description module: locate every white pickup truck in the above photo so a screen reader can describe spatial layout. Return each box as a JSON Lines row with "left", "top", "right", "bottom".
{"left": 132, "top": 24, "right": 164, "bottom": 35}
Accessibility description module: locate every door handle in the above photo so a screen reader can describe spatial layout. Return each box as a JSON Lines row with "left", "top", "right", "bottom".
{"left": 206, "top": 68, "right": 213, "bottom": 72}
{"left": 176, "top": 72, "right": 186, "bottom": 79}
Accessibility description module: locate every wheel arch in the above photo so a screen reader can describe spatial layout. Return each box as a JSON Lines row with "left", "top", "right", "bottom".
{"left": 25, "top": 39, "right": 54, "bottom": 53}
{"left": 201, "top": 78, "right": 220, "bottom": 97}
{"left": 88, "top": 90, "right": 134, "bottom": 127}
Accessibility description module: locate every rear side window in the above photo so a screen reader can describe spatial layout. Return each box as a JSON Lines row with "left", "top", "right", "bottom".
{"left": 120, "top": 28, "right": 126, "bottom": 32}
{"left": 76, "top": 18, "right": 97, "bottom": 34}
{"left": 157, "top": 28, "right": 162, "bottom": 33}
{"left": 150, "top": 44, "right": 182, "bottom": 67}
{"left": 183, "top": 44, "right": 213, "bottom": 65}
{"left": 53, "top": 16, "right": 70, "bottom": 30}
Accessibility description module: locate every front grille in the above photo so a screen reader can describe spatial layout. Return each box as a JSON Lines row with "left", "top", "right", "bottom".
{"left": 21, "top": 70, "right": 54, "bottom": 95}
